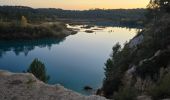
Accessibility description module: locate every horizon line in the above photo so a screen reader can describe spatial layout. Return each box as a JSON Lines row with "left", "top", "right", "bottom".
{"left": 0, "top": 5, "right": 147, "bottom": 11}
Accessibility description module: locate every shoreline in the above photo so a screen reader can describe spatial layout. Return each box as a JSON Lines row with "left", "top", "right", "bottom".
{"left": 0, "top": 22, "right": 77, "bottom": 40}
{"left": 0, "top": 70, "right": 107, "bottom": 100}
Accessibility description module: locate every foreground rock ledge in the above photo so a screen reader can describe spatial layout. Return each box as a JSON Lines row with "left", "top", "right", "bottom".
{"left": 0, "top": 70, "right": 107, "bottom": 100}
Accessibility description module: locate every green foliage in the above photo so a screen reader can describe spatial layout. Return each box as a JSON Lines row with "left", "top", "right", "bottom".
{"left": 149, "top": 72, "right": 170, "bottom": 100}
{"left": 135, "top": 0, "right": 170, "bottom": 80}
{"left": 0, "top": 21, "right": 67, "bottom": 39}
{"left": 114, "top": 87, "right": 138, "bottom": 100}
{"left": 146, "top": 0, "right": 170, "bottom": 22}
{"left": 102, "top": 75, "right": 122, "bottom": 98}
{"left": 21, "top": 16, "right": 28, "bottom": 27}
{"left": 0, "top": 6, "right": 146, "bottom": 27}
{"left": 136, "top": 50, "right": 170, "bottom": 80}
{"left": 27, "top": 58, "right": 50, "bottom": 83}
{"left": 136, "top": 60, "right": 157, "bottom": 80}
{"left": 148, "top": 0, "right": 170, "bottom": 11}
{"left": 102, "top": 0, "right": 170, "bottom": 99}
{"left": 102, "top": 43, "right": 134, "bottom": 98}
{"left": 102, "top": 43, "right": 122, "bottom": 97}
{"left": 112, "top": 43, "right": 121, "bottom": 59}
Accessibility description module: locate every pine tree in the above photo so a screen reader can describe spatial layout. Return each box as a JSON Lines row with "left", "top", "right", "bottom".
{"left": 27, "top": 58, "right": 50, "bottom": 83}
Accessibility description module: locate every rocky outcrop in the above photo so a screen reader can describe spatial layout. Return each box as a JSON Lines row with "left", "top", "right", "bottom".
{"left": 0, "top": 70, "right": 107, "bottom": 100}
{"left": 123, "top": 49, "right": 170, "bottom": 94}
{"left": 135, "top": 77, "right": 154, "bottom": 93}
{"left": 122, "top": 65, "right": 136, "bottom": 87}
{"left": 137, "top": 95, "right": 152, "bottom": 100}
{"left": 129, "top": 34, "right": 144, "bottom": 48}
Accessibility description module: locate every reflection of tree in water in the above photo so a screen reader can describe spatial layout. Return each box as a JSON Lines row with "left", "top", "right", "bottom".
{"left": 0, "top": 38, "right": 65, "bottom": 58}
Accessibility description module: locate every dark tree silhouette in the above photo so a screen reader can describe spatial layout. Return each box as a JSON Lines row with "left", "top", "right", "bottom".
{"left": 27, "top": 58, "right": 50, "bottom": 83}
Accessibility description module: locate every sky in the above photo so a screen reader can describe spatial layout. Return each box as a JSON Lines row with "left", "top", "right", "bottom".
{"left": 0, "top": 0, "right": 149, "bottom": 10}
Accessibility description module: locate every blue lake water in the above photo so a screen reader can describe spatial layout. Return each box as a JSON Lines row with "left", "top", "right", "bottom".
{"left": 0, "top": 25, "right": 137, "bottom": 95}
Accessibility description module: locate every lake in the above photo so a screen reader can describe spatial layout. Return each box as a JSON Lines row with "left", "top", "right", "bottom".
{"left": 0, "top": 25, "right": 137, "bottom": 95}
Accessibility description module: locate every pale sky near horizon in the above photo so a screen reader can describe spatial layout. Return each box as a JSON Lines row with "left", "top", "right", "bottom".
{"left": 0, "top": 0, "right": 149, "bottom": 10}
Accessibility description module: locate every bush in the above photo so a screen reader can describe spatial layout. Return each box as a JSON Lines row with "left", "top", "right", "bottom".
{"left": 27, "top": 58, "right": 50, "bottom": 83}
{"left": 136, "top": 60, "right": 158, "bottom": 80}
{"left": 149, "top": 72, "right": 170, "bottom": 100}
{"left": 0, "top": 21, "right": 68, "bottom": 40}
{"left": 102, "top": 43, "right": 133, "bottom": 98}
{"left": 136, "top": 50, "right": 170, "bottom": 80}
{"left": 114, "top": 87, "right": 138, "bottom": 100}
{"left": 102, "top": 76, "right": 122, "bottom": 98}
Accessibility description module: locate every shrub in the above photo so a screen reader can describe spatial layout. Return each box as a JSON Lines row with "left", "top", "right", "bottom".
{"left": 114, "top": 87, "right": 138, "bottom": 100}
{"left": 27, "top": 58, "right": 50, "bottom": 83}
{"left": 149, "top": 72, "right": 170, "bottom": 100}
{"left": 136, "top": 50, "right": 170, "bottom": 80}
{"left": 102, "top": 76, "right": 122, "bottom": 98}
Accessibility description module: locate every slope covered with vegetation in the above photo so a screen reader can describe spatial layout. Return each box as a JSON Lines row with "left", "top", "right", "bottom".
{"left": 100, "top": 0, "right": 170, "bottom": 100}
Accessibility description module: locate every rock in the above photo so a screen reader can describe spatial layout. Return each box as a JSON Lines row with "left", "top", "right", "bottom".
{"left": 129, "top": 34, "right": 144, "bottom": 48}
{"left": 139, "top": 50, "right": 163, "bottom": 66}
{"left": 81, "top": 25, "right": 94, "bottom": 29}
{"left": 92, "top": 28, "right": 103, "bottom": 30}
{"left": 85, "top": 30, "right": 94, "bottom": 33}
{"left": 139, "top": 59, "right": 148, "bottom": 66}
{"left": 98, "top": 26, "right": 106, "bottom": 28}
{"left": 0, "top": 70, "right": 107, "bottom": 100}
{"left": 122, "top": 65, "right": 136, "bottom": 86}
{"left": 154, "top": 50, "right": 161, "bottom": 57}
{"left": 8, "top": 80, "right": 23, "bottom": 85}
{"left": 127, "top": 65, "right": 136, "bottom": 75}
{"left": 137, "top": 95, "right": 152, "bottom": 100}
{"left": 135, "top": 76, "right": 154, "bottom": 93}
{"left": 84, "top": 86, "right": 93, "bottom": 90}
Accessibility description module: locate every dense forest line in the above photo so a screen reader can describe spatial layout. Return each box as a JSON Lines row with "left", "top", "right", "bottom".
{"left": 100, "top": 0, "right": 170, "bottom": 100}
{"left": 0, "top": 6, "right": 146, "bottom": 27}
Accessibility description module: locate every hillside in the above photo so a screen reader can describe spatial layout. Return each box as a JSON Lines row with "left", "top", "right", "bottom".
{"left": 0, "top": 6, "right": 146, "bottom": 27}
{"left": 99, "top": 0, "right": 170, "bottom": 100}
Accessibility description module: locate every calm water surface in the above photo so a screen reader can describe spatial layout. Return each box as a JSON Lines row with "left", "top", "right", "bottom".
{"left": 0, "top": 25, "right": 137, "bottom": 95}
